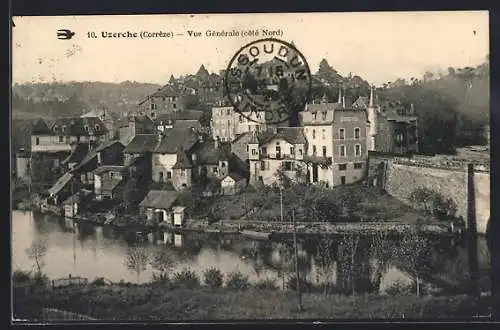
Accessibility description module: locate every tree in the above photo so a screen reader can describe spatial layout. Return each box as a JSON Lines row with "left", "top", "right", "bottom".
{"left": 409, "top": 187, "right": 457, "bottom": 221}
{"left": 368, "top": 231, "right": 394, "bottom": 293}
{"left": 26, "top": 240, "right": 48, "bottom": 275}
{"left": 314, "top": 237, "right": 336, "bottom": 295}
{"left": 150, "top": 247, "right": 176, "bottom": 282}
{"left": 397, "top": 233, "right": 431, "bottom": 296}
{"left": 124, "top": 245, "right": 150, "bottom": 283}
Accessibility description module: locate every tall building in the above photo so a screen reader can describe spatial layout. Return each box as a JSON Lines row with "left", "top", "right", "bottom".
{"left": 352, "top": 87, "right": 418, "bottom": 155}
{"left": 138, "top": 85, "right": 185, "bottom": 120}
{"left": 300, "top": 89, "right": 370, "bottom": 187}
{"left": 211, "top": 106, "right": 287, "bottom": 142}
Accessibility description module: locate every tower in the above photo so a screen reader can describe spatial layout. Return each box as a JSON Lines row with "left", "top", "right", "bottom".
{"left": 366, "top": 85, "right": 377, "bottom": 151}
{"left": 247, "top": 131, "right": 260, "bottom": 185}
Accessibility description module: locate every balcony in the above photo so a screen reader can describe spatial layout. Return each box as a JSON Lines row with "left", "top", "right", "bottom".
{"left": 261, "top": 153, "right": 294, "bottom": 160}
{"left": 302, "top": 155, "right": 333, "bottom": 168}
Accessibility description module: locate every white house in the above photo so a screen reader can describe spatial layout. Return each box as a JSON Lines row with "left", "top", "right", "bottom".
{"left": 248, "top": 127, "right": 308, "bottom": 186}
{"left": 139, "top": 190, "right": 181, "bottom": 224}
{"left": 221, "top": 172, "right": 247, "bottom": 195}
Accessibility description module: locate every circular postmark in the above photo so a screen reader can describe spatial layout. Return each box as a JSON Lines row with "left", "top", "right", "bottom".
{"left": 224, "top": 38, "right": 312, "bottom": 125}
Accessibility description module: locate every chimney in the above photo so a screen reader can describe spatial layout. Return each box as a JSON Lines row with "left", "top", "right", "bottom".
{"left": 338, "top": 86, "right": 342, "bottom": 104}
{"left": 369, "top": 86, "right": 374, "bottom": 108}
{"left": 342, "top": 95, "right": 346, "bottom": 108}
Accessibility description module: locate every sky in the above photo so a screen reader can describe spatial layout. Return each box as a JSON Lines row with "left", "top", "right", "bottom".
{"left": 12, "top": 11, "right": 489, "bottom": 87}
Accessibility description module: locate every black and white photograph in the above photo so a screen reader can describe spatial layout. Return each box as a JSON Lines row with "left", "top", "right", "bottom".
{"left": 11, "top": 11, "right": 492, "bottom": 321}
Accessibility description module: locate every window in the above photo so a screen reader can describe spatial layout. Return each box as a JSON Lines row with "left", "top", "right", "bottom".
{"left": 35, "top": 137, "right": 40, "bottom": 145}
{"left": 173, "top": 104, "right": 177, "bottom": 109}
{"left": 59, "top": 136, "right": 64, "bottom": 142}
{"left": 246, "top": 145, "right": 249, "bottom": 152}
{"left": 151, "top": 112, "right": 156, "bottom": 118}
{"left": 53, "top": 125, "right": 58, "bottom": 133}
{"left": 313, "top": 112, "right": 317, "bottom": 120}
{"left": 283, "top": 161, "right": 293, "bottom": 171}
{"left": 341, "top": 176, "right": 346, "bottom": 185}
{"left": 276, "top": 146, "right": 281, "bottom": 159}
{"left": 180, "top": 170, "right": 185, "bottom": 177}
{"left": 290, "top": 147, "right": 295, "bottom": 155}
{"left": 312, "top": 130, "right": 316, "bottom": 139}
{"left": 354, "top": 162, "right": 363, "bottom": 169}
{"left": 110, "top": 172, "right": 114, "bottom": 178}
{"left": 251, "top": 149, "right": 257, "bottom": 155}
{"left": 221, "top": 162, "right": 226, "bottom": 168}
{"left": 338, "top": 164, "right": 347, "bottom": 171}
{"left": 95, "top": 125, "right": 100, "bottom": 131}
{"left": 85, "top": 125, "right": 89, "bottom": 132}
{"left": 261, "top": 147, "right": 267, "bottom": 155}
{"left": 322, "top": 146, "right": 327, "bottom": 157}
{"left": 260, "top": 161, "right": 266, "bottom": 170}
{"left": 354, "top": 127, "right": 360, "bottom": 139}
{"left": 355, "top": 144, "right": 361, "bottom": 156}
{"left": 322, "top": 112, "right": 327, "bottom": 121}
{"left": 151, "top": 103, "right": 157, "bottom": 110}
{"left": 239, "top": 115, "right": 243, "bottom": 123}
{"left": 172, "top": 96, "right": 176, "bottom": 101}
{"left": 299, "top": 149, "right": 303, "bottom": 155}
{"left": 162, "top": 97, "right": 166, "bottom": 101}
{"left": 167, "top": 171, "right": 172, "bottom": 179}
{"left": 62, "top": 125, "right": 66, "bottom": 133}
{"left": 339, "top": 128, "right": 345, "bottom": 140}
{"left": 213, "top": 167, "right": 218, "bottom": 173}
{"left": 312, "top": 145, "right": 317, "bottom": 155}
{"left": 226, "top": 109, "right": 230, "bottom": 115}
{"left": 159, "top": 172, "right": 164, "bottom": 182}
{"left": 339, "top": 145, "right": 346, "bottom": 157}
{"left": 322, "top": 129, "right": 326, "bottom": 139}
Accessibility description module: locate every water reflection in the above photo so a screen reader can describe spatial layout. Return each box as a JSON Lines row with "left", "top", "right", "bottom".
{"left": 12, "top": 211, "right": 490, "bottom": 294}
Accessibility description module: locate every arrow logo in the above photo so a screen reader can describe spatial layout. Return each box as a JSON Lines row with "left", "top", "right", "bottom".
{"left": 57, "top": 29, "right": 75, "bottom": 40}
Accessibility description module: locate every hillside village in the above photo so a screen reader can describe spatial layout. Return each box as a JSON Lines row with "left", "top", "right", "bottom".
{"left": 12, "top": 61, "right": 490, "bottom": 229}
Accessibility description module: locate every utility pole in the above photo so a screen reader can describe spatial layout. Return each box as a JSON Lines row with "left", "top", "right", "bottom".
{"left": 292, "top": 208, "right": 302, "bottom": 311}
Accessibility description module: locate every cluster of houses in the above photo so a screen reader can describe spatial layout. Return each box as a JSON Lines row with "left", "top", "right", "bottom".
{"left": 15, "top": 66, "right": 419, "bottom": 225}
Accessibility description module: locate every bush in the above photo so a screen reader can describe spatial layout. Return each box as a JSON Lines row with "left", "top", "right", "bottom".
{"left": 286, "top": 275, "right": 312, "bottom": 292}
{"left": 203, "top": 267, "right": 224, "bottom": 289}
{"left": 225, "top": 271, "right": 250, "bottom": 291}
{"left": 172, "top": 268, "right": 199, "bottom": 288}
{"left": 13, "top": 270, "right": 32, "bottom": 284}
{"left": 254, "top": 277, "right": 278, "bottom": 290}
{"left": 385, "top": 280, "right": 413, "bottom": 296}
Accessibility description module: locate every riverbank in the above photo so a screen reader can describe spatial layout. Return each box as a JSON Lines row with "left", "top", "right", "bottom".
{"left": 14, "top": 281, "right": 491, "bottom": 321}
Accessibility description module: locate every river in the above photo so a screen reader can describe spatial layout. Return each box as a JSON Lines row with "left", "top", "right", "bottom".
{"left": 12, "top": 210, "right": 490, "bottom": 294}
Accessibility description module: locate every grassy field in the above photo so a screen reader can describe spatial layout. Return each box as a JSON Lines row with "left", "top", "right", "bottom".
{"left": 15, "top": 283, "right": 491, "bottom": 321}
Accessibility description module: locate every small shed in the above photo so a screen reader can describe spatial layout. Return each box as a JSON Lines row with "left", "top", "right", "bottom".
{"left": 139, "top": 190, "right": 180, "bottom": 224}
{"left": 61, "top": 190, "right": 92, "bottom": 218}
{"left": 172, "top": 206, "right": 186, "bottom": 226}
{"left": 221, "top": 172, "right": 247, "bottom": 195}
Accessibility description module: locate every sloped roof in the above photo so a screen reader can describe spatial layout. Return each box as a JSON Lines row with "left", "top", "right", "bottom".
{"left": 149, "top": 85, "right": 181, "bottom": 98}
{"left": 172, "top": 149, "right": 193, "bottom": 169}
{"left": 31, "top": 118, "right": 51, "bottom": 134}
{"left": 62, "top": 193, "right": 80, "bottom": 205}
{"left": 70, "top": 151, "right": 98, "bottom": 173}
{"left": 94, "top": 140, "right": 124, "bottom": 152}
{"left": 101, "top": 179, "right": 123, "bottom": 192}
{"left": 61, "top": 143, "right": 90, "bottom": 165}
{"left": 352, "top": 97, "right": 370, "bottom": 109}
{"left": 223, "top": 172, "right": 246, "bottom": 182}
{"left": 119, "top": 115, "right": 154, "bottom": 128}
{"left": 155, "top": 127, "right": 199, "bottom": 154}
{"left": 123, "top": 134, "right": 159, "bottom": 153}
{"left": 48, "top": 172, "right": 73, "bottom": 195}
{"left": 191, "top": 141, "right": 231, "bottom": 165}
{"left": 139, "top": 190, "right": 180, "bottom": 210}
{"left": 50, "top": 117, "right": 108, "bottom": 136}
{"left": 305, "top": 102, "right": 344, "bottom": 112}
{"left": 274, "top": 127, "right": 307, "bottom": 145}
{"left": 92, "top": 165, "right": 128, "bottom": 175}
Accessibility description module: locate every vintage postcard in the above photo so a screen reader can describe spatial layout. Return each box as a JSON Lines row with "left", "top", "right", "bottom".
{"left": 11, "top": 11, "right": 492, "bottom": 322}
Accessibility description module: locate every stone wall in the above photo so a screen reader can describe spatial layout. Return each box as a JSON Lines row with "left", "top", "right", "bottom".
{"left": 384, "top": 162, "right": 490, "bottom": 233}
